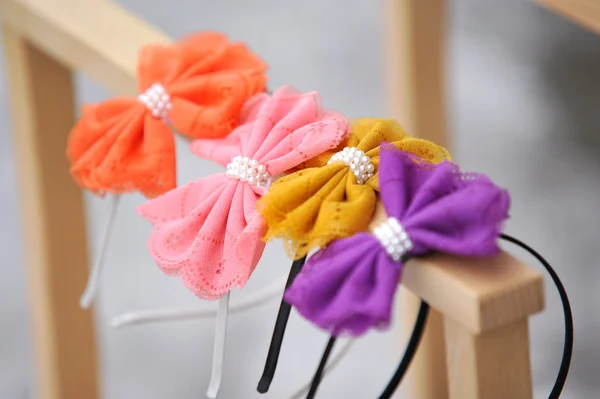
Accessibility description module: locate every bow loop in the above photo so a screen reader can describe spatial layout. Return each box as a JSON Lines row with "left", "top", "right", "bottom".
{"left": 137, "top": 32, "right": 268, "bottom": 139}
{"left": 167, "top": 69, "right": 267, "bottom": 139}
{"left": 189, "top": 86, "right": 348, "bottom": 170}
{"left": 379, "top": 146, "right": 510, "bottom": 256}
{"left": 285, "top": 234, "right": 401, "bottom": 337}
{"left": 67, "top": 99, "right": 175, "bottom": 198}
{"left": 137, "top": 32, "right": 266, "bottom": 92}
{"left": 259, "top": 163, "right": 377, "bottom": 256}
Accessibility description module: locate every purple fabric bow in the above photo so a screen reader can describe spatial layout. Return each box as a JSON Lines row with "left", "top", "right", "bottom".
{"left": 284, "top": 144, "right": 511, "bottom": 337}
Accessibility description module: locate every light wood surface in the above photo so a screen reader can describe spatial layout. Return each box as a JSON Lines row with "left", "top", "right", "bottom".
{"left": 444, "top": 317, "right": 533, "bottom": 399}
{"left": 385, "top": 0, "right": 448, "bottom": 148}
{"left": 398, "top": 291, "right": 449, "bottom": 399}
{"left": 0, "top": 1, "right": 173, "bottom": 397}
{"left": 3, "top": 26, "right": 99, "bottom": 399}
{"left": 0, "top": 0, "right": 170, "bottom": 96}
{"left": 538, "top": 0, "right": 600, "bottom": 36}
{"left": 385, "top": 1, "right": 450, "bottom": 398}
{"left": 404, "top": 252, "right": 545, "bottom": 333}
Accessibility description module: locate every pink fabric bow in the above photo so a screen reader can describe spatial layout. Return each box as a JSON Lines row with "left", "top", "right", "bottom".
{"left": 138, "top": 85, "right": 349, "bottom": 299}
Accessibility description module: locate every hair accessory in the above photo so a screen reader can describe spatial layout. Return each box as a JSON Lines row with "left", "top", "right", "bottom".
{"left": 304, "top": 235, "right": 574, "bottom": 399}
{"left": 137, "top": 85, "right": 349, "bottom": 397}
{"left": 285, "top": 145, "right": 572, "bottom": 399}
{"left": 138, "top": 85, "right": 348, "bottom": 299}
{"left": 258, "top": 118, "right": 452, "bottom": 259}
{"left": 257, "top": 121, "right": 452, "bottom": 392}
{"left": 284, "top": 144, "right": 509, "bottom": 398}
{"left": 67, "top": 32, "right": 267, "bottom": 197}
{"left": 70, "top": 31, "right": 267, "bottom": 309}
{"left": 285, "top": 144, "right": 510, "bottom": 337}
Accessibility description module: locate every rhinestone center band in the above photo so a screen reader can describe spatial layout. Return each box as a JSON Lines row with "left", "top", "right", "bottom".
{"left": 226, "top": 156, "right": 271, "bottom": 187}
{"left": 372, "top": 217, "right": 413, "bottom": 262}
{"left": 139, "top": 83, "right": 172, "bottom": 119}
{"left": 327, "top": 147, "right": 375, "bottom": 184}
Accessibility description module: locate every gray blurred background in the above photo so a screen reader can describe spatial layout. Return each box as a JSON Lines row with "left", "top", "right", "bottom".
{"left": 1, "top": 0, "right": 599, "bottom": 398}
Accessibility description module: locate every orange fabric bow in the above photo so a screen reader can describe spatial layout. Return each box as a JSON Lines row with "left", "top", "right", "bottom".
{"left": 66, "top": 32, "right": 268, "bottom": 198}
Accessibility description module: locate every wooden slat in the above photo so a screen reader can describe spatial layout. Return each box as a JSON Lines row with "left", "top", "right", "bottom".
{"left": 0, "top": 0, "right": 171, "bottom": 96}
{"left": 444, "top": 317, "right": 533, "bottom": 399}
{"left": 404, "top": 252, "right": 545, "bottom": 334}
{"left": 537, "top": 0, "right": 600, "bottom": 36}
{"left": 385, "top": 0, "right": 448, "bottom": 148}
{"left": 385, "top": 1, "right": 449, "bottom": 397}
{"left": 3, "top": 26, "right": 98, "bottom": 399}
{"left": 398, "top": 292, "right": 449, "bottom": 398}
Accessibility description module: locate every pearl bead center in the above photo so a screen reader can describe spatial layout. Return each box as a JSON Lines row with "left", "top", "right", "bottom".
{"left": 372, "top": 217, "right": 413, "bottom": 262}
{"left": 226, "top": 156, "right": 271, "bottom": 187}
{"left": 139, "top": 83, "right": 172, "bottom": 119}
{"left": 327, "top": 147, "right": 375, "bottom": 184}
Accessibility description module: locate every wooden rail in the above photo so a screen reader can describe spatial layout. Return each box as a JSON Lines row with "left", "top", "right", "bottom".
{"left": 385, "top": 1, "right": 451, "bottom": 397}
{"left": 1, "top": 0, "right": 546, "bottom": 398}
{"left": 0, "top": 1, "right": 171, "bottom": 398}
{"left": 537, "top": 0, "right": 600, "bottom": 35}
{"left": 0, "top": 0, "right": 169, "bottom": 96}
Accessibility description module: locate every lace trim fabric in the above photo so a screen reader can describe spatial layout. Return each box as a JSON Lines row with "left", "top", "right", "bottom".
{"left": 257, "top": 118, "right": 452, "bottom": 259}
{"left": 66, "top": 31, "right": 268, "bottom": 198}
{"left": 137, "top": 85, "right": 350, "bottom": 299}
{"left": 284, "top": 146, "right": 511, "bottom": 337}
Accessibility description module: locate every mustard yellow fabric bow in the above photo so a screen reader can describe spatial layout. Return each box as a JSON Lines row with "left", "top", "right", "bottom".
{"left": 258, "top": 118, "right": 452, "bottom": 258}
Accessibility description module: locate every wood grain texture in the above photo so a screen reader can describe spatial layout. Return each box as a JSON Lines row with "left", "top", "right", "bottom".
{"left": 0, "top": 0, "right": 170, "bottom": 96}
{"left": 537, "top": 0, "right": 600, "bottom": 36}
{"left": 384, "top": 0, "right": 448, "bottom": 148}
{"left": 396, "top": 289, "right": 449, "bottom": 399}
{"left": 3, "top": 26, "right": 98, "bottom": 399}
{"left": 444, "top": 317, "right": 533, "bottom": 399}
{"left": 403, "top": 251, "right": 545, "bottom": 334}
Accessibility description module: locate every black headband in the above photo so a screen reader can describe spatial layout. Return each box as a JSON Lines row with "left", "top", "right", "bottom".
{"left": 302, "top": 233, "right": 573, "bottom": 398}
{"left": 257, "top": 256, "right": 307, "bottom": 393}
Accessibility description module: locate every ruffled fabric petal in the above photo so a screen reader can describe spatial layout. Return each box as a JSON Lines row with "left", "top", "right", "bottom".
{"left": 67, "top": 31, "right": 267, "bottom": 197}
{"left": 285, "top": 234, "right": 401, "bottom": 337}
{"left": 185, "top": 93, "right": 269, "bottom": 167}
{"left": 258, "top": 118, "right": 452, "bottom": 259}
{"left": 138, "top": 175, "right": 265, "bottom": 298}
{"left": 167, "top": 70, "right": 266, "bottom": 139}
{"left": 190, "top": 86, "right": 348, "bottom": 173}
{"left": 140, "top": 86, "right": 349, "bottom": 299}
{"left": 259, "top": 164, "right": 377, "bottom": 256}
{"left": 138, "top": 32, "right": 267, "bottom": 139}
{"left": 379, "top": 145, "right": 511, "bottom": 256}
{"left": 138, "top": 32, "right": 267, "bottom": 88}
{"left": 67, "top": 99, "right": 176, "bottom": 198}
